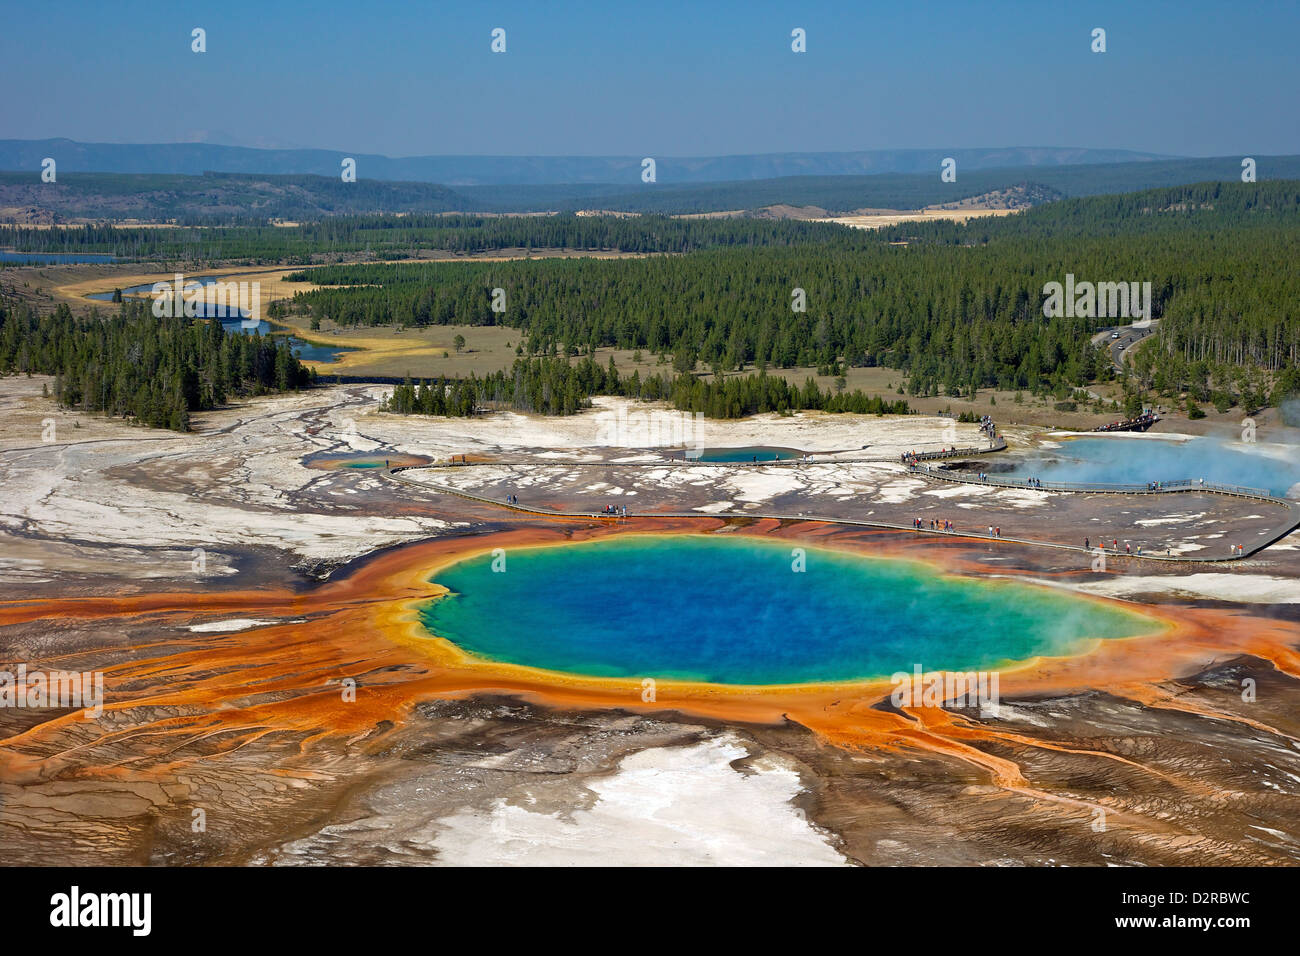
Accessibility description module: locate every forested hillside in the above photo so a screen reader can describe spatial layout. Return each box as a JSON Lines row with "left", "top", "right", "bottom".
{"left": 286, "top": 182, "right": 1300, "bottom": 411}
{"left": 547, "top": 155, "right": 1300, "bottom": 215}
{"left": 5, "top": 180, "right": 1296, "bottom": 423}
{"left": 0, "top": 171, "right": 468, "bottom": 225}
{"left": 0, "top": 300, "right": 316, "bottom": 430}
{"left": 380, "top": 356, "right": 911, "bottom": 419}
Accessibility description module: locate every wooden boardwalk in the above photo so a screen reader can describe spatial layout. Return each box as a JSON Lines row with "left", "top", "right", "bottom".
{"left": 385, "top": 460, "right": 1300, "bottom": 565}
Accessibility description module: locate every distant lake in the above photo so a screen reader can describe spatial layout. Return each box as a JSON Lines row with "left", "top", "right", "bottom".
{"left": 87, "top": 275, "right": 234, "bottom": 302}
{"left": 1, "top": 250, "right": 118, "bottom": 264}
{"left": 214, "top": 318, "right": 355, "bottom": 364}
{"left": 89, "top": 277, "right": 354, "bottom": 364}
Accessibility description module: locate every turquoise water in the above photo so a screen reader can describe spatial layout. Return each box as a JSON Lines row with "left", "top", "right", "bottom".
{"left": 418, "top": 536, "right": 1152, "bottom": 685}
{"left": 1002, "top": 436, "right": 1300, "bottom": 496}
{"left": 689, "top": 446, "right": 800, "bottom": 462}
{"left": 303, "top": 451, "right": 431, "bottom": 470}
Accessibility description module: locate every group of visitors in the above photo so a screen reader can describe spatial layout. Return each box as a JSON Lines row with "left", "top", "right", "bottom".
{"left": 1087, "top": 537, "right": 1122, "bottom": 550}
{"left": 913, "top": 517, "right": 957, "bottom": 533}
{"left": 601, "top": 504, "right": 627, "bottom": 517}
{"left": 1025, "top": 477, "right": 1043, "bottom": 488}
{"left": 910, "top": 516, "right": 1008, "bottom": 537}
{"left": 1086, "top": 537, "right": 1143, "bottom": 556}
{"left": 506, "top": 494, "right": 519, "bottom": 505}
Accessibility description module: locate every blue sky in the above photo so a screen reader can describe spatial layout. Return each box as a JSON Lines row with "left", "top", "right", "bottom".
{"left": 1, "top": 0, "right": 1295, "bottom": 157}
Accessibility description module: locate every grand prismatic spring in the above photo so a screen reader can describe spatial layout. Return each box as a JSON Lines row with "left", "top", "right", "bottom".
{"left": 417, "top": 535, "right": 1154, "bottom": 685}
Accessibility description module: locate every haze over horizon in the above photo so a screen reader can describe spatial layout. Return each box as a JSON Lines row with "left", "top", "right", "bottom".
{"left": 2, "top": 0, "right": 1296, "bottom": 159}
{"left": 0, "top": 138, "right": 1188, "bottom": 162}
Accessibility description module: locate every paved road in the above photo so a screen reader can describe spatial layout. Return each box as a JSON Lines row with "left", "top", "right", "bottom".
{"left": 1093, "top": 320, "right": 1160, "bottom": 372}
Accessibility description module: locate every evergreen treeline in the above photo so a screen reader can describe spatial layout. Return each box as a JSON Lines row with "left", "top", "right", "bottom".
{"left": 878, "top": 179, "right": 1300, "bottom": 243}
{"left": 5, "top": 214, "right": 869, "bottom": 262}
{"left": 381, "top": 356, "right": 911, "bottom": 419}
{"left": 290, "top": 182, "right": 1300, "bottom": 405}
{"left": 0, "top": 300, "right": 316, "bottom": 430}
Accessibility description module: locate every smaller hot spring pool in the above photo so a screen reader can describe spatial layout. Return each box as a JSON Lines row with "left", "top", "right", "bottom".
{"left": 678, "top": 446, "right": 803, "bottom": 463}
{"left": 1000, "top": 436, "right": 1300, "bottom": 497}
{"left": 304, "top": 451, "right": 432, "bottom": 471}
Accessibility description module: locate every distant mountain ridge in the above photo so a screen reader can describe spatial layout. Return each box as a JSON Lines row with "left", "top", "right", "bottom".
{"left": 0, "top": 139, "right": 1176, "bottom": 185}
{"left": 6, "top": 155, "right": 1297, "bottom": 224}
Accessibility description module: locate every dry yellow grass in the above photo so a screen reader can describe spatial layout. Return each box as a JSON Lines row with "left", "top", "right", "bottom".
{"left": 814, "top": 207, "right": 1016, "bottom": 230}
{"left": 53, "top": 264, "right": 306, "bottom": 305}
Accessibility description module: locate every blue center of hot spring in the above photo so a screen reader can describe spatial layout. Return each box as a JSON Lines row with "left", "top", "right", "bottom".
{"left": 418, "top": 536, "right": 1152, "bottom": 684}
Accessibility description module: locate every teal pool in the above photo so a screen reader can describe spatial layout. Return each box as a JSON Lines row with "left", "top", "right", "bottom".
{"left": 418, "top": 536, "right": 1154, "bottom": 685}
{"left": 685, "top": 446, "right": 802, "bottom": 462}
{"left": 304, "top": 451, "right": 431, "bottom": 471}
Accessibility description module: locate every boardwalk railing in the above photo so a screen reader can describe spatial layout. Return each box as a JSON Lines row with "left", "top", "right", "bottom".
{"left": 389, "top": 437, "right": 1010, "bottom": 474}
{"left": 908, "top": 436, "right": 1007, "bottom": 461}
{"left": 911, "top": 463, "right": 1278, "bottom": 502}
{"left": 384, "top": 466, "right": 1300, "bottom": 563}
